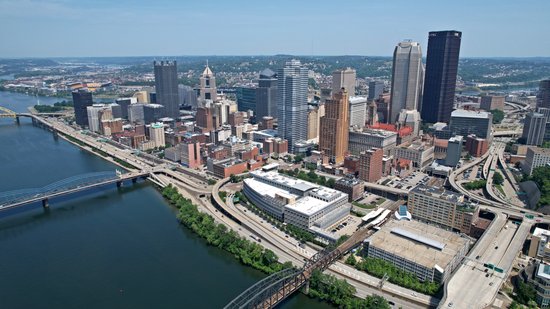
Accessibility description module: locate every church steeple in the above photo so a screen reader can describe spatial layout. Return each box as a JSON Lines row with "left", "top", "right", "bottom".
{"left": 199, "top": 60, "right": 217, "bottom": 102}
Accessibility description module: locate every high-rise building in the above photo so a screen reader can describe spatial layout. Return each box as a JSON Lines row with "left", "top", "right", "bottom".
{"left": 72, "top": 89, "right": 94, "bottom": 126}
{"left": 368, "top": 81, "right": 384, "bottom": 100}
{"left": 522, "top": 112, "right": 547, "bottom": 146}
{"left": 389, "top": 41, "right": 424, "bottom": 123}
{"left": 86, "top": 104, "right": 111, "bottom": 133}
{"left": 128, "top": 103, "right": 145, "bottom": 124}
{"left": 154, "top": 61, "right": 179, "bottom": 118}
{"left": 256, "top": 68, "right": 278, "bottom": 119}
{"left": 538, "top": 80, "right": 550, "bottom": 109}
{"left": 358, "top": 148, "right": 383, "bottom": 183}
{"left": 133, "top": 90, "right": 149, "bottom": 104}
{"left": 421, "top": 30, "right": 462, "bottom": 123}
{"left": 199, "top": 63, "right": 217, "bottom": 102}
{"left": 480, "top": 95, "right": 505, "bottom": 111}
{"left": 149, "top": 123, "right": 165, "bottom": 148}
{"left": 178, "top": 84, "right": 198, "bottom": 108}
{"left": 449, "top": 109, "right": 492, "bottom": 139}
{"left": 143, "top": 104, "right": 165, "bottom": 124}
{"left": 349, "top": 96, "right": 368, "bottom": 128}
{"left": 319, "top": 90, "right": 350, "bottom": 164}
{"left": 332, "top": 68, "right": 356, "bottom": 96}
{"left": 445, "top": 136, "right": 463, "bottom": 167}
{"left": 524, "top": 147, "right": 550, "bottom": 176}
{"left": 181, "top": 142, "right": 202, "bottom": 169}
{"left": 115, "top": 97, "right": 136, "bottom": 119}
{"left": 277, "top": 60, "right": 308, "bottom": 152}
{"left": 196, "top": 106, "right": 214, "bottom": 132}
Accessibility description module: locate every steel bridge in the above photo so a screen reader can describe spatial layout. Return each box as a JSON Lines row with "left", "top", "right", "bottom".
{"left": 0, "top": 171, "right": 148, "bottom": 211}
{"left": 225, "top": 225, "right": 374, "bottom": 309}
{"left": 0, "top": 106, "right": 17, "bottom": 119}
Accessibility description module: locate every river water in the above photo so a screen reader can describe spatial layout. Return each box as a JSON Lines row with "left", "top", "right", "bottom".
{"left": 0, "top": 91, "right": 330, "bottom": 309}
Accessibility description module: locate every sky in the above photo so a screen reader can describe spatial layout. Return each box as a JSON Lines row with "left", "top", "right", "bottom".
{"left": 0, "top": 0, "right": 549, "bottom": 58}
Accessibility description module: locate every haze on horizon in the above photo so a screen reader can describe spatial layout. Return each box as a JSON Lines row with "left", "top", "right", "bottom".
{"left": 0, "top": 0, "right": 549, "bottom": 58}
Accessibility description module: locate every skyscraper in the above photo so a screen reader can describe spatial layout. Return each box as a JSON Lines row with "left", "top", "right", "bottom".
{"left": 421, "top": 30, "right": 462, "bottom": 123}
{"left": 319, "top": 89, "right": 350, "bottom": 164}
{"left": 277, "top": 60, "right": 308, "bottom": 152}
{"left": 332, "top": 68, "right": 356, "bottom": 96}
{"left": 72, "top": 89, "right": 94, "bottom": 126}
{"left": 154, "top": 61, "right": 179, "bottom": 119}
{"left": 368, "top": 81, "right": 384, "bottom": 100}
{"left": 389, "top": 41, "right": 424, "bottom": 123}
{"left": 522, "top": 112, "right": 546, "bottom": 146}
{"left": 257, "top": 68, "right": 278, "bottom": 119}
{"left": 199, "top": 63, "right": 217, "bottom": 102}
{"left": 538, "top": 80, "right": 550, "bottom": 109}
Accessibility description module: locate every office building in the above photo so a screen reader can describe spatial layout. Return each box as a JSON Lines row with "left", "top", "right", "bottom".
{"left": 148, "top": 123, "right": 165, "bottom": 148}
{"left": 256, "top": 68, "right": 278, "bottom": 118}
{"left": 465, "top": 134, "right": 489, "bottom": 157}
{"left": 397, "top": 109, "right": 422, "bottom": 136}
{"left": 128, "top": 103, "right": 146, "bottom": 124}
{"left": 421, "top": 30, "right": 462, "bottom": 123}
{"left": 107, "top": 103, "right": 122, "bottom": 119}
{"left": 154, "top": 60, "right": 179, "bottom": 118}
{"left": 393, "top": 140, "right": 435, "bottom": 169}
{"left": 100, "top": 118, "right": 123, "bottom": 137}
{"left": 362, "top": 219, "right": 469, "bottom": 284}
{"left": 449, "top": 109, "right": 492, "bottom": 139}
{"left": 334, "top": 176, "right": 364, "bottom": 202}
{"left": 149, "top": 92, "right": 157, "bottom": 104}
{"left": 332, "top": 68, "right": 356, "bottom": 96}
{"left": 199, "top": 63, "right": 217, "bottom": 101}
{"left": 348, "top": 128, "right": 397, "bottom": 155}
{"left": 531, "top": 262, "right": 550, "bottom": 308}
{"left": 115, "top": 97, "right": 136, "bottom": 119}
{"left": 178, "top": 84, "right": 198, "bottom": 108}
{"left": 368, "top": 81, "right": 384, "bottom": 100}
{"left": 319, "top": 90, "right": 350, "bottom": 164}
{"left": 358, "top": 148, "right": 383, "bottom": 183}
{"left": 143, "top": 104, "right": 165, "bottom": 124}
{"left": 480, "top": 95, "right": 505, "bottom": 111}
{"left": 236, "top": 87, "right": 257, "bottom": 114}
{"left": 133, "top": 90, "right": 149, "bottom": 104}
{"left": 72, "top": 89, "right": 94, "bottom": 126}
{"left": 522, "top": 112, "right": 547, "bottom": 146}
{"left": 307, "top": 104, "right": 325, "bottom": 140}
{"left": 523, "top": 147, "right": 550, "bottom": 175}
{"left": 277, "top": 60, "right": 308, "bottom": 152}
{"left": 529, "top": 228, "right": 550, "bottom": 261}
{"left": 409, "top": 185, "right": 479, "bottom": 234}
{"left": 181, "top": 142, "right": 202, "bottom": 169}
{"left": 445, "top": 136, "right": 463, "bottom": 167}
{"left": 87, "top": 104, "right": 111, "bottom": 133}
{"left": 242, "top": 170, "right": 350, "bottom": 231}
{"left": 538, "top": 80, "right": 550, "bottom": 109}
{"left": 389, "top": 41, "right": 424, "bottom": 123}
{"left": 349, "top": 96, "right": 368, "bottom": 128}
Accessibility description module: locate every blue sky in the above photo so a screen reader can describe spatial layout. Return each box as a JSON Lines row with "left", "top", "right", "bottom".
{"left": 0, "top": 0, "right": 548, "bottom": 58}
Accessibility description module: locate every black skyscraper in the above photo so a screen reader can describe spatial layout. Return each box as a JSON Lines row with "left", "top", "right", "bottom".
{"left": 72, "top": 89, "right": 93, "bottom": 126}
{"left": 154, "top": 61, "right": 179, "bottom": 119}
{"left": 421, "top": 30, "right": 461, "bottom": 123}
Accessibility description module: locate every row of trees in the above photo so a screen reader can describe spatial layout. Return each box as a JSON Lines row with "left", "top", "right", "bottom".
{"left": 279, "top": 168, "right": 336, "bottom": 188}
{"left": 346, "top": 255, "right": 440, "bottom": 296}
{"left": 162, "top": 185, "right": 291, "bottom": 274}
{"left": 309, "top": 270, "right": 391, "bottom": 309}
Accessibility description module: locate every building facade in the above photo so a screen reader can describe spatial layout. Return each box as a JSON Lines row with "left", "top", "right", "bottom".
{"left": 319, "top": 90, "right": 350, "bottom": 164}
{"left": 538, "top": 80, "right": 550, "bottom": 109}
{"left": 72, "top": 89, "right": 94, "bottom": 126}
{"left": 449, "top": 109, "right": 492, "bottom": 139}
{"left": 277, "top": 60, "right": 309, "bottom": 152}
{"left": 389, "top": 41, "right": 424, "bottom": 124}
{"left": 523, "top": 147, "right": 550, "bottom": 175}
{"left": 154, "top": 60, "right": 179, "bottom": 118}
{"left": 421, "top": 30, "right": 462, "bottom": 123}
{"left": 349, "top": 96, "right": 368, "bottom": 128}
{"left": 332, "top": 68, "right": 356, "bottom": 96}
{"left": 522, "top": 112, "right": 547, "bottom": 146}
{"left": 358, "top": 148, "right": 383, "bottom": 183}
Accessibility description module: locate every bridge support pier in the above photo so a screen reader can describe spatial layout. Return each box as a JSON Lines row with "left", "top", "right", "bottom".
{"left": 132, "top": 178, "right": 137, "bottom": 184}
{"left": 15, "top": 116, "right": 20, "bottom": 125}
{"left": 42, "top": 198, "right": 49, "bottom": 209}
{"left": 116, "top": 181, "right": 123, "bottom": 188}
{"left": 302, "top": 281, "right": 310, "bottom": 295}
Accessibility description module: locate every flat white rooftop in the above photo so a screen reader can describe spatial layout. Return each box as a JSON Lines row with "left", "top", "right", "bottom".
{"left": 451, "top": 109, "right": 491, "bottom": 119}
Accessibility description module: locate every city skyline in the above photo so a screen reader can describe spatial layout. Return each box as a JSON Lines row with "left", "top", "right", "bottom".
{"left": 0, "top": 0, "right": 549, "bottom": 58}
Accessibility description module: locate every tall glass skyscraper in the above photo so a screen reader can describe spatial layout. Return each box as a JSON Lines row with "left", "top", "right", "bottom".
{"left": 154, "top": 61, "right": 179, "bottom": 119}
{"left": 277, "top": 60, "right": 308, "bottom": 152}
{"left": 389, "top": 41, "right": 424, "bottom": 124}
{"left": 72, "top": 89, "right": 94, "bottom": 126}
{"left": 421, "top": 30, "right": 461, "bottom": 123}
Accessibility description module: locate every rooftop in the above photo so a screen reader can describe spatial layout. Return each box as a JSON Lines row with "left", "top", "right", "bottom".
{"left": 537, "top": 263, "right": 550, "bottom": 281}
{"left": 451, "top": 109, "right": 491, "bottom": 119}
{"left": 366, "top": 219, "right": 469, "bottom": 270}
{"left": 411, "top": 184, "right": 464, "bottom": 203}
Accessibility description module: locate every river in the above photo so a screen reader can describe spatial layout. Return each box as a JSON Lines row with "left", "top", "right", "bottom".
{"left": 0, "top": 91, "right": 331, "bottom": 309}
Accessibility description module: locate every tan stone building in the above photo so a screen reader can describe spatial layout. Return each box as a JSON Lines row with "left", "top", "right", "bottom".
{"left": 319, "top": 90, "right": 349, "bottom": 164}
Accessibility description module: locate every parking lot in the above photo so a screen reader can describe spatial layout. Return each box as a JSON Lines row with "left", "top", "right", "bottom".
{"left": 329, "top": 215, "right": 362, "bottom": 237}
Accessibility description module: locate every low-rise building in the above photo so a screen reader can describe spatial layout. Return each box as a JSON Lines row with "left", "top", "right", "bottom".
{"left": 334, "top": 176, "right": 364, "bottom": 202}
{"left": 362, "top": 220, "right": 469, "bottom": 284}
{"left": 208, "top": 157, "right": 248, "bottom": 178}
{"left": 242, "top": 171, "right": 350, "bottom": 233}
{"left": 465, "top": 134, "right": 489, "bottom": 157}
{"left": 348, "top": 127, "right": 397, "bottom": 155}
{"left": 393, "top": 140, "right": 434, "bottom": 170}
{"left": 449, "top": 109, "right": 492, "bottom": 139}
{"left": 529, "top": 227, "right": 550, "bottom": 261}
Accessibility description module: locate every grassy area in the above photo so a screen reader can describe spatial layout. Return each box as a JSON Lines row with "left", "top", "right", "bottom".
{"left": 352, "top": 201, "right": 376, "bottom": 209}
{"left": 495, "top": 184, "right": 505, "bottom": 195}
{"left": 464, "top": 179, "right": 487, "bottom": 190}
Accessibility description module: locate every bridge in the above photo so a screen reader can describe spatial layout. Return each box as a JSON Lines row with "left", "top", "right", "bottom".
{"left": 225, "top": 225, "right": 374, "bottom": 308}
{"left": 0, "top": 106, "right": 66, "bottom": 124}
{"left": 0, "top": 171, "right": 148, "bottom": 211}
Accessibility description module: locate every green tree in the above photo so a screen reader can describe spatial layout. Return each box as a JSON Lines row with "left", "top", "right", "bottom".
{"left": 493, "top": 171, "right": 504, "bottom": 185}
{"left": 514, "top": 280, "right": 536, "bottom": 305}
{"left": 491, "top": 109, "right": 505, "bottom": 124}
